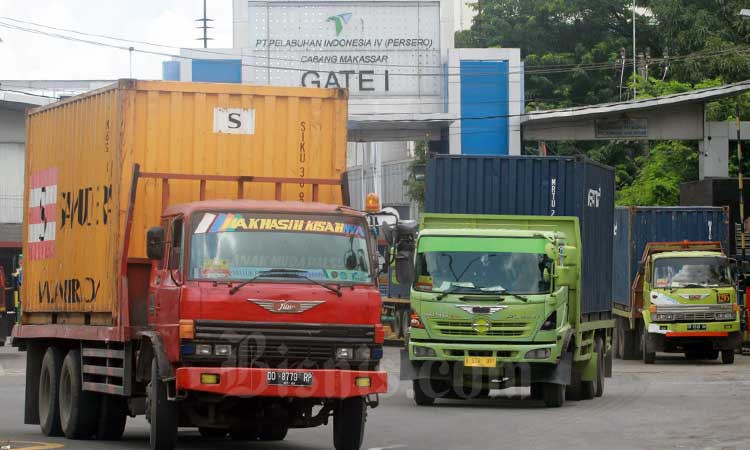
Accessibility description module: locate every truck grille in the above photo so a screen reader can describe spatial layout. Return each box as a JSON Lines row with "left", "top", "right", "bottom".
{"left": 431, "top": 320, "right": 532, "bottom": 337}
{"left": 187, "top": 320, "right": 376, "bottom": 369}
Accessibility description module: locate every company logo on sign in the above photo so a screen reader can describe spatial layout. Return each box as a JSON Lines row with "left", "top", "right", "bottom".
{"left": 213, "top": 108, "right": 255, "bottom": 135}
{"left": 327, "top": 13, "right": 352, "bottom": 36}
{"left": 249, "top": 299, "right": 324, "bottom": 314}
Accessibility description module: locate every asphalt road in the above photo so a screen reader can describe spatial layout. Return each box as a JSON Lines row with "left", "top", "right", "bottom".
{"left": 1, "top": 344, "right": 750, "bottom": 450}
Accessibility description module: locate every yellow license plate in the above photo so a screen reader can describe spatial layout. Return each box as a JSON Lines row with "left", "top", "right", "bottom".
{"left": 464, "top": 356, "right": 496, "bottom": 368}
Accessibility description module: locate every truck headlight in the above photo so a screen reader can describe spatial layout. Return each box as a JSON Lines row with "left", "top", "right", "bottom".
{"left": 525, "top": 348, "right": 551, "bottom": 359}
{"left": 355, "top": 346, "right": 371, "bottom": 360}
{"left": 214, "top": 344, "right": 232, "bottom": 356}
{"left": 196, "top": 344, "right": 212, "bottom": 356}
{"left": 413, "top": 346, "right": 436, "bottom": 357}
{"left": 336, "top": 347, "right": 354, "bottom": 359}
{"left": 716, "top": 312, "right": 735, "bottom": 321}
{"left": 655, "top": 313, "right": 674, "bottom": 322}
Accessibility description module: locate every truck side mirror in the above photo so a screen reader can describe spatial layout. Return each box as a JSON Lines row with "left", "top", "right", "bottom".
{"left": 146, "top": 226, "right": 166, "bottom": 261}
{"left": 395, "top": 251, "right": 414, "bottom": 285}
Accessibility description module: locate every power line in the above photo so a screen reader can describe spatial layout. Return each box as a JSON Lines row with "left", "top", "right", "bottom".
{"left": 1, "top": 16, "right": 749, "bottom": 78}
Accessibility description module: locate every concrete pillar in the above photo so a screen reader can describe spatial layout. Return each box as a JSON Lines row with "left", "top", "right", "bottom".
{"left": 700, "top": 122, "right": 730, "bottom": 179}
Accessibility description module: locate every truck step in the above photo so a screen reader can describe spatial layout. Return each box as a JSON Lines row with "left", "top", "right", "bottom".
{"left": 81, "top": 343, "right": 131, "bottom": 397}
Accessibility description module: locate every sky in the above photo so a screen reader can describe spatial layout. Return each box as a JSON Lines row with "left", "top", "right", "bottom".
{"left": 0, "top": 0, "right": 233, "bottom": 80}
{"left": 0, "top": 0, "right": 476, "bottom": 82}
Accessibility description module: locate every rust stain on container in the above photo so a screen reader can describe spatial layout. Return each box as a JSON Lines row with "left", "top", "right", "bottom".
{"left": 23, "top": 80, "right": 349, "bottom": 320}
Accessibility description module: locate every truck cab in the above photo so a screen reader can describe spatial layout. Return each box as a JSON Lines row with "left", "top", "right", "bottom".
{"left": 637, "top": 242, "right": 740, "bottom": 364}
{"left": 143, "top": 199, "right": 387, "bottom": 447}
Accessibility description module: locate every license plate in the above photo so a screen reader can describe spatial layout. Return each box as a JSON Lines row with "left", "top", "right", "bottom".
{"left": 464, "top": 356, "right": 496, "bottom": 368}
{"left": 266, "top": 371, "right": 314, "bottom": 386}
{"left": 687, "top": 324, "right": 707, "bottom": 331}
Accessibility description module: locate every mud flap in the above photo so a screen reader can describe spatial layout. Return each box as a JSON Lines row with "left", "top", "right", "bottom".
{"left": 529, "top": 350, "right": 573, "bottom": 385}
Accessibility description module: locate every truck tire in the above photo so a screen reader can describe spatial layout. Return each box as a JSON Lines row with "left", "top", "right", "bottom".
{"left": 529, "top": 383, "right": 544, "bottom": 400}
{"left": 721, "top": 349, "right": 735, "bottom": 364}
{"left": 39, "top": 346, "right": 65, "bottom": 437}
{"left": 412, "top": 379, "right": 437, "bottom": 406}
{"left": 565, "top": 369, "right": 583, "bottom": 401}
{"left": 542, "top": 383, "right": 565, "bottom": 407}
{"left": 259, "top": 424, "right": 288, "bottom": 441}
{"left": 59, "top": 350, "right": 99, "bottom": 439}
{"left": 96, "top": 395, "right": 128, "bottom": 440}
{"left": 594, "top": 336, "right": 605, "bottom": 398}
{"left": 229, "top": 428, "right": 259, "bottom": 440}
{"left": 148, "top": 359, "right": 177, "bottom": 450}
{"left": 333, "top": 396, "right": 366, "bottom": 450}
{"left": 642, "top": 330, "right": 655, "bottom": 364}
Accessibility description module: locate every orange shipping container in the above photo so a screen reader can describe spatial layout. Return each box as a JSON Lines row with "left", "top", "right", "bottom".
{"left": 22, "top": 79, "right": 348, "bottom": 322}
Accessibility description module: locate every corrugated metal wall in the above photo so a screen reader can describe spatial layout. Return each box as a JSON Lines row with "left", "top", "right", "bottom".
{"left": 0, "top": 143, "right": 24, "bottom": 224}
{"left": 612, "top": 206, "right": 730, "bottom": 307}
{"left": 346, "top": 160, "right": 415, "bottom": 218}
{"left": 425, "top": 155, "right": 615, "bottom": 317}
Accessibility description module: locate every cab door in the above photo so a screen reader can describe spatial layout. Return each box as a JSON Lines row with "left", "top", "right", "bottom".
{"left": 148, "top": 216, "right": 185, "bottom": 361}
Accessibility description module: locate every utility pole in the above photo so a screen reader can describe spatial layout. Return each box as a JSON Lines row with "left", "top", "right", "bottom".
{"left": 196, "top": 0, "right": 213, "bottom": 49}
{"left": 633, "top": 0, "right": 637, "bottom": 98}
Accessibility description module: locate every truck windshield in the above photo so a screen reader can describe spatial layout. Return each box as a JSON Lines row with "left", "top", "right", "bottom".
{"left": 188, "top": 212, "right": 372, "bottom": 284}
{"left": 653, "top": 257, "right": 732, "bottom": 288}
{"left": 413, "top": 236, "right": 553, "bottom": 295}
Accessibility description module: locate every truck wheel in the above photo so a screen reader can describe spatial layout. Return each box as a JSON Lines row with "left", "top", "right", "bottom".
{"left": 529, "top": 383, "right": 544, "bottom": 400}
{"left": 198, "top": 427, "right": 227, "bottom": 438}
{"left": 333, "top": 396, "right": 366, "bottom": 450}
{"left": 229, "top": 428, "right": 259, "bottom": 440}
{"left": 721, "top": 349, "right": 735, "bottom": 364}
{"left": 39, "top": 346, "right": 65, "bottom": 437}
{"left": 594, "top": 336, "right": 605, "bottom": 398}
{"left": 259, "top": 424, "right": 288, "bottom": 441}
{"left": 412, "top": 379, "right": 436, "bottom": 406}
{"left": 96, "top": 395, "right": 128, "bottom": 440}
{"left": 542, "top": 383, "right": 565, "bottom": 407}
{"left": 565, "top": 369, "right": 584, "bottom": 401}
{"left": 642, "top": 330, "right": 655, "bottom": 364}
{"left": 59, "top": 350, "right": 99, "bottom": 439}
{"left": 148, "top": 359, "right": 177, "bottom": 450}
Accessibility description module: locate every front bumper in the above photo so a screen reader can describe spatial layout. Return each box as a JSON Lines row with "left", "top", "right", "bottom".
{"left": 176, "top": 367, "right": 387, "bottom": 399}
{"left": 406, "top": 339, "right": 562, "bottom": 364}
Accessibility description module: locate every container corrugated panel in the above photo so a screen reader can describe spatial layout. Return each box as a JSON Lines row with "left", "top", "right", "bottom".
{"left": 425, "top": 155, "right": 615, "bottom": 317}
{"left": 345, "top": 160, "right": 411, "bottom": 211}
{"left": 612, "top": 206, "right": 730, "bottom": 307}
{"left": 23, "top": 80, "right": 348, "bottom": 319}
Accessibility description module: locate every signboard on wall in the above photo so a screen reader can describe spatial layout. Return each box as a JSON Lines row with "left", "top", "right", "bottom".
{"left": 245, "top": 1, "right": 442, "bottom": 97}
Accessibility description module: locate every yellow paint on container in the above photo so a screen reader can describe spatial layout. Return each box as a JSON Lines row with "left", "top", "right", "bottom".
{"left": 22, "top": 80, "right": 349, "bottom": 320}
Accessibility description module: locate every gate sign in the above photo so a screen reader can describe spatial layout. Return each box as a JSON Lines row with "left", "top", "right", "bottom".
{"left": 595, "top": 118, "right": 648, "bottom": 138}
{"left": 245, "top": 1, "right": 442, "bottom": 97}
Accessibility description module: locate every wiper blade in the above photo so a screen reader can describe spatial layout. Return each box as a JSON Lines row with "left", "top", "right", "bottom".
{"left": 436, "top": 285, "right": 483, "bottom": 300}
{"left": 482, "top": 288, "right": 529, "bottom": 302}
{"left": 274, "top": 272, "right": 343, "bottom": 297}
{"left": 228, "top": 269, "right": 307, "bottom": 295}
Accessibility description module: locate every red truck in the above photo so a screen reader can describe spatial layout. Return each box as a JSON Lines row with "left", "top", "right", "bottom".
{"left": 12, "top": 80, "right": 386, "bottom": 450}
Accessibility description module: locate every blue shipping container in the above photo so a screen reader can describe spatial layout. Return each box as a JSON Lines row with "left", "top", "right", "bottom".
{"left": 611, "top": 206, "right": 730, "bottom": 307}
{"left": 425, "top": 155, "right": 615, "bottom": 318}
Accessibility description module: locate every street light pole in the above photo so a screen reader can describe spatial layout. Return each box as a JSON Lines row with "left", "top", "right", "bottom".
{"left": 633, "top": 0, "right": 637, "bottom": 98}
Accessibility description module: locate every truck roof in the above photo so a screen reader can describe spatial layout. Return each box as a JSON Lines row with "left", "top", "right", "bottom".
{"left": 163, "top": 200, "right": 364, "bottom": 218}
{"left": 652, "top": 250, "right": 725, "bottom": 260}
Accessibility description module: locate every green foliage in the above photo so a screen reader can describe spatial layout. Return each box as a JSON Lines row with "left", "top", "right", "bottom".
{"left": 617, "top": 141, "right": 698, "bottom": 205}
{"left": 404, "top": 141, "right": 429, "bottom": 209}
{"left": 457, "top": 0, "right": 750, "bottom": 206}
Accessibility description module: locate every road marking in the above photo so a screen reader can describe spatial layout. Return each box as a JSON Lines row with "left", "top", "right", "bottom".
{"left": 367, "top": 445, "right": 406, "bottom": 450}
{"left": 0, "top": 441, "right": 64, "bottom": 450}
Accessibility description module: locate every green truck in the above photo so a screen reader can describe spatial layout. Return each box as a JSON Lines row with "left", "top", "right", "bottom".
{"left": 398, "top": 213, "right": 613, "bottom": 407}
{"left": 611, "top": 207, "right": 740, "bottom": 364}
{"left": 620, "top": 241, "right": 740, "bottom": 364}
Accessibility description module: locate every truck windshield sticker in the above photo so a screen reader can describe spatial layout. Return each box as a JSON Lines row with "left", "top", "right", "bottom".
{"left": 418, "top": 237, "right": 547, "bottom": 254}
{"left": 193, "top": 212, "right": 366, "bottom": 237}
